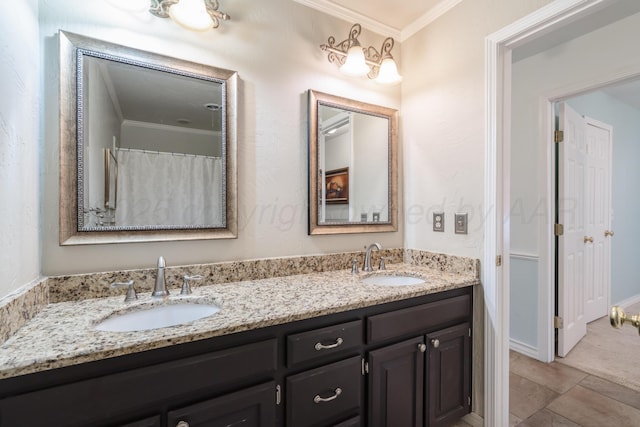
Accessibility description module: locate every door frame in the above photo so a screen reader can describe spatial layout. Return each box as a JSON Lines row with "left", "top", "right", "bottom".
{"left": 484, "top": 0, "right": 637, "bottom": 425}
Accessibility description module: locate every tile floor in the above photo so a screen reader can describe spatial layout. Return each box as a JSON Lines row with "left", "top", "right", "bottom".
{"left": 509, "top": 351, "right": 640, "bottom": 426}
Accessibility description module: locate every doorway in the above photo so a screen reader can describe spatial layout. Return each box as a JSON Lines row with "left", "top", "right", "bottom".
{"left": 484, "top": 1, "right": 640, "bottom": 425}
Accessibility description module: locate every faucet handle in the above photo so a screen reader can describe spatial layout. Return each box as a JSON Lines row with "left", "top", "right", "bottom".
{"left": 112, "top": 280, "right": 137, "bottom": 302}
{"left": 378, "top": 257, "right": 386, "bottom": 271}
{"left": 181, "top": 275, "right": 203, "bottom": 295}
{"left": 351, "top": 259, "right": 359, "bottom": 275}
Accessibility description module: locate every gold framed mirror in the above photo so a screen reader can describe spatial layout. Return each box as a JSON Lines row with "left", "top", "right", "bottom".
{"left": 308, "top": 90, "right": 398, "bottom": 235}
{"left": 59, "top": 31, "right": 237, "bottom": 245}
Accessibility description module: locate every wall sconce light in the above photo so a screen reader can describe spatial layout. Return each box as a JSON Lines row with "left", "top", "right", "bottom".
{"left": 320, "top": 24, "right": 402, "bottom": 85}
{"left": 148, "top": 0, "right": 230, "bottom": 32}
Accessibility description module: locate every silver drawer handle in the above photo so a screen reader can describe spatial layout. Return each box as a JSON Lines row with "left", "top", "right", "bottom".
{"left": 176, "top": 421, "right": 189, "bottom": 427}
{"left": 313, "top": 387, "right": 342, "bottom": 404}
{"left": 314, "top": 337, "right": 343, "bottom": 351}
{"left": 432, "top": 339, "right": 440, "bottom": 348}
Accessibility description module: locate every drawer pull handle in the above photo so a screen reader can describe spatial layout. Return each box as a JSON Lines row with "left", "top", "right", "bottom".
{"left": 314, "top": 337, "right": 344, "bottom": 351}
{"left": 418, "top": 343, "right": 427, "bottom": 353}
{"left": 176, "top": 421, "right": 189, "bottom": 427}
{"left": 314, "top": 387, "right": 342, "bottom": 404}
{"left": 431, "top": 339, "right": 440, "bottom": 348}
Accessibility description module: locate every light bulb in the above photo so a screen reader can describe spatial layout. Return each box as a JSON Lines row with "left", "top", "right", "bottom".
{"left": 375, "top": 57, "right": 402, "bottom": 85}
{"left": 340, "top": 43, "right": 370, "bottom": 77}
{"left": 169, "top": 0, "right": 214, "bottom": 32}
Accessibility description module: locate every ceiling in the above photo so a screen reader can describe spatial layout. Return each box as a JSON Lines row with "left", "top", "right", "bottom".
{"left": 293, "top": 0, "right": 462, "bottom": 40}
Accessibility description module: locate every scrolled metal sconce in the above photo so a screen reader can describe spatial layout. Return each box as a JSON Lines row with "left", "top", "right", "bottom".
{"left": 320, "top": 23, "right": 402, "bottom": 85}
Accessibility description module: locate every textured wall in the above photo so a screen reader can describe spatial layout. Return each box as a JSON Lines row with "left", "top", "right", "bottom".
{"left": 400, "top": 0, "right": 553, "bottom": 258}
{"left": 34, "top": 0, "right": 402, "bottom": 280}
{"left": 0, "top": 0, "right": 40, "bottom": 299}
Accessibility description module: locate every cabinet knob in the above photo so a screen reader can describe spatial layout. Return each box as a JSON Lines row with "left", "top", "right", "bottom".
{"left": 176, "top": 421, "right": 189, "bottom": 427}
{"left": 431, "top": 339, "right": 440, "bottom": 348}
{"left": 418, "top": 343, "right": 427, "bottom": 353}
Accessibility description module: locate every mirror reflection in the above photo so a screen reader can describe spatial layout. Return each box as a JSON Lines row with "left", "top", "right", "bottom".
{"left": 308, "top": 90, "right": 398, "bottom": 235}
{"left": 81, "top": 55, "right": 225, "bottom": 229}
{"left": 59, "top": 31, "right": 237, "bottom": 245}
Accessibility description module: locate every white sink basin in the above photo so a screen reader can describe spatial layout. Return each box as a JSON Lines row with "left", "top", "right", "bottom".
{"left": 95, "top": 302, "right": 221, "bottom": 332}
{"left": 361, "top": 275, "right": 425, "bottom": 286}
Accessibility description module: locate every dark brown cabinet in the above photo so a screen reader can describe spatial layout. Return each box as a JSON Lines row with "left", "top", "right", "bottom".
{"left": 0, "top": 287, "right": 473, "bottom": 427}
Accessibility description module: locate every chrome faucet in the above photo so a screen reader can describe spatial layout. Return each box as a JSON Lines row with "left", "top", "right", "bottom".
{"left": 363, "top": 243, "right": 382, "bottom": 272}
{"left": 152, "top": 256, "right": 169, "bottom": 297}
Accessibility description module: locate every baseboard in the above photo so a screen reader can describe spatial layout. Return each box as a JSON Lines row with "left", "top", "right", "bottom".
{"left": 509, "top": 338, "right": 538, "bottom": 359}
{"left": 614, "top": 293, "right": 640, "bottom": 309}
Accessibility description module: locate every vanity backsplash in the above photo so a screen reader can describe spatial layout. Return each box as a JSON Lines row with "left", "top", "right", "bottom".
{"left": 0, "top": 249, "right": 479, "bottom": 344}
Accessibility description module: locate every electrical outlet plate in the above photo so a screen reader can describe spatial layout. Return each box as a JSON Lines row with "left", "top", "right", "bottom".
{"left": 433, "top": 212, "right": 444, "bottom": 232}
{"left": 455, "top": 213, "right": 468, "bottom": 234}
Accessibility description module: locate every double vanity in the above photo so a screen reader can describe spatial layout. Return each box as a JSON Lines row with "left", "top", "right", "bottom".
{"left": 0, "top": 253, "right": 479, "bottom": 427}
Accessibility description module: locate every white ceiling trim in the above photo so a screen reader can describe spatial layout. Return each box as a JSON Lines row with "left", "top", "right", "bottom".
{"left": 400, "top": 0, "right": 464, "bottom": 41}
{"left": 293, "top": 0, "right": 402, "bottom": 38}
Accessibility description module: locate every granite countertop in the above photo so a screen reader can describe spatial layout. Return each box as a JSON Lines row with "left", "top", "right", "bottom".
{"left": 0, "top": 263, "right": 478, "bottom": 380}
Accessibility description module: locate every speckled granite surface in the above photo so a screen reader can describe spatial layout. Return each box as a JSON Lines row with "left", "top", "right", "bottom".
{"left": 47, "top": 249, "right": 405, "bottom": 303}
{"left": 0, "top": 278, "right": 48, "bottom": 345}
{"left": 0, "top": 262, "right": 479, "bottom": 380}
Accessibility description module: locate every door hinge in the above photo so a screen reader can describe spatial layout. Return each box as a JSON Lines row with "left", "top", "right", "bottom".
{"left": 276, "top": 384, "right": 281, "bottom": 405}
{"left": 468, "top": 328, "right": 472, "bottom": 337}
{"left": 496, "top": 255, "right": 502, "bottom": 267}
{"left": 554, "top": 223, "right": 564, "bottom": 236}
{"left": 554, "top": 130, "right": 564, "bottom": 143}
{"left": 362, "top": 358, "right": 369, "bottom": 375}
{"left": 554, "top": 316, "right": 564, "bottom": 329}
{"left": 468, "top": 396, "right": 471, "bottom": 406}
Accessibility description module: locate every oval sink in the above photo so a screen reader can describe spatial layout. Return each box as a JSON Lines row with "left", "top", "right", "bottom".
{"left": 95, "top": 302, "right": 220, "bottom": 332}
{"left": 361, "top": 275, "right": 425, "bottom": 286}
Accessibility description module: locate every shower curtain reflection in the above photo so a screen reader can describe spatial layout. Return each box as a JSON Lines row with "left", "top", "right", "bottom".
{"left": 115, "top": 149, "right": 223, "bottom": 227}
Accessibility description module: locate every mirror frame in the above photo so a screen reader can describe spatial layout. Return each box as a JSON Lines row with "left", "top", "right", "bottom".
{"left": 308, "top": 90, "right": 398, "bottom": 235}
{"left": 59, "top": 31, "right": 237, "bottom": 245}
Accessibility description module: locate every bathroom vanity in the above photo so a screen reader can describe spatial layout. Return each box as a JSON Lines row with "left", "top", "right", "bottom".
{"left": 0, "top": 263, "right": 478, "bottom": 427}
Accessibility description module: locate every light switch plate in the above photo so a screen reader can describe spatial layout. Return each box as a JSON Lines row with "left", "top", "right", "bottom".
{"left": 433, "top": 212, "right": 444, "bottom": 232}
{"left": 455, "top": 213, "right": 468, "bottom": 234}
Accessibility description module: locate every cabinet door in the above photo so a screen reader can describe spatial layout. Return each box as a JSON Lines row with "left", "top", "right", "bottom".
{"left": 426, "top": 323, "right": 470, "bottom": 427}
{"left": 368, "top": 336, "right": 424, "bottom": 427}
{"left": 167, "top": 381, "right": 276, "bottom": 427}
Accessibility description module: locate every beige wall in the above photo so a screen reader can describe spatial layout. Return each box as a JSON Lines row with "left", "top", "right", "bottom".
{"left": 0, "top": 0, "right": 40, "bottom": 299}
{"left": 401, "top": 0, "right": 553, "bottom": 258}
{"left": 35, "top": 0, "right": 403, "bottom": 280}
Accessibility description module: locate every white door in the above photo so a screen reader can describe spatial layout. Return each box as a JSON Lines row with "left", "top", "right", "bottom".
{"left": 557, "top": 103, "right": 612, "bottom": 357}
{"left": 557, "top": 103, "right": 588, "bottom": 358}
{"left": 583, "top": 118, "right": 612, "bottom": 323}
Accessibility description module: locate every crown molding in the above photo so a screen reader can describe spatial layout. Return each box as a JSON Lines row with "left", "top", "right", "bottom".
{"left": 293, "top": 0, "right": 401, "bottom": 38}
{"left": 400, "top": 0, "right": 463, "bottom": 41}
{"left": 294, "top": 0, "right": 461, "bottom": 42}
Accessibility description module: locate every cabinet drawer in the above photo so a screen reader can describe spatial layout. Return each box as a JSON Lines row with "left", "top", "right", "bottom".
{"left": 334, "top": 415, "right": 361, "bottom": 426}
{"left": 287, "top": 320, "right": 362, "bottom": 367}
{"left": 167, "top": 381, "right": 276, "bottom": 427}
{"left": 367, "top": 294, "right": 471, "bottom": 344}
{"left": 0, "top": 339, "right": 277, "bottom": 427}
{"left": 286, "top": 356, "right": 362, "bottom": 427}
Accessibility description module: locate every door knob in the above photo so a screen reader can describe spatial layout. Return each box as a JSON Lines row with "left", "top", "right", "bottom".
{"left": 583, "top": 236, "right": 594, "bottom": 243}
{"left": 431, "top": 339, "right": 440, "bottom": 348}
{"left": 610, "top": 306, "right": 640, "bottom": 335}
{"left": 605, "top": 230, "right": 614, "bottom": 237}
